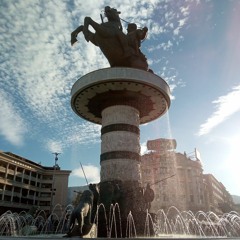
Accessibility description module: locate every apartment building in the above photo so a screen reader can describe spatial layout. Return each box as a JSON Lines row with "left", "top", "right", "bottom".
{"left": 0, "top": 151, "right": 71, "bottom": 215}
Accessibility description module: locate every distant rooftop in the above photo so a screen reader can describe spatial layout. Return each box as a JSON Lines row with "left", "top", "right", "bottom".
{"left": 2, "top": 151, "right": 58, "bottom": 170}
{"left": 147, "top": 138, "right": 177, "bottom": 152}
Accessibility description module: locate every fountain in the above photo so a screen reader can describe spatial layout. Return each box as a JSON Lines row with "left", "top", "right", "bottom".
{"left": 0, "top": 206, "right": 240, "bottom": 238}
{"left": 1, "top": 5, "right": 240, "bottom": 239}
{"left": 68, "top": 6, "right": 240, "bottom": 238}
{"left": 70, "top": 5, "right": 170, "bottom": 238}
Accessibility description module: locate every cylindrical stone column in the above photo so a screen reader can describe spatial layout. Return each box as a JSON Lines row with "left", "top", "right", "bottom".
{"left": 71, "top": 68, "right": 171, "bottom": 237}
{"left": 100, "top": 105, "right": 141, "bottom": 182}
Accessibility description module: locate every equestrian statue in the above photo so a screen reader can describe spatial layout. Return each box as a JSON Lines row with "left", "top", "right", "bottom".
{"left": 71, "top": 6, "right": 152, "bottom": 72}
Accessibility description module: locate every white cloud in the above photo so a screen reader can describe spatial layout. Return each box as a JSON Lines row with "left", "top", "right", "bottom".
{"left": 46, "top": 140, "right": 63, "bottom": 153}
{"left": 198, "top": 85, "right": 240, "bottom": 136}
{"left": 0, "top": 0, "right": 104, "bottom": 149}
{"left": 148, "top": 41, "right": 173, "bottom": 51}
{"left": 173, "top": 17, "right": 188, "bottom": 35}
{"left": 43, "top": 122, "right": 101, "bottom": 153}
{"left": 71, "top": 164, "right": 100, "bottom": 184}
{"left": 178, "top": 17, "right": 188, "bottom": 27}
{"left": 140, "top": 142, "right": 149, "bottom": 155}
{"left": 149, "top": 60, "right": 184, "bottom": 99}
{"left": 0, "top": 90, "right": 27, "bottom": 146}
{"left": 180, "top": 6, "right": 189, "bottom": 16}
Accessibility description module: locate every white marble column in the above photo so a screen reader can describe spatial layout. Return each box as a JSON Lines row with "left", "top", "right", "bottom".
{"left": 100, "top": 105, "right": 141, "bottom": 182}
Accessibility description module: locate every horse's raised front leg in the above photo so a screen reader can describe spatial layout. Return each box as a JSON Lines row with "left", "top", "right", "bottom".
{"left": 83, "top": 16, "right": 112, "bottom": 41}
{"left": 83, "top": 17, "right": 92, "bottom": 42}
{"left": 71, "top": 25, "right": 84, "bottom": 46}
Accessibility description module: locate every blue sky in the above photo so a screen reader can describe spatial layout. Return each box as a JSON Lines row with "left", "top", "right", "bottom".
{"left": 1, "top": 0, "right": 240, "bottom": 196}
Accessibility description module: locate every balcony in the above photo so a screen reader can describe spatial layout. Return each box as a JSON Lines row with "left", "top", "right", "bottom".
{"left": 0, "top": 178, "right": 6, "bottom": 184}
{"left": 6, "top": 169, "right": 15, "bottom": 175}
{"left": 0, "top": 200, "right": 31, "bottom": 209}
{"left": 0, "top": 166, "right": 6, "bottom": 173}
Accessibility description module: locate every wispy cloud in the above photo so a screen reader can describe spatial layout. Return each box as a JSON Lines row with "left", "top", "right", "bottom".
{"left": 46, "top": 140, "right": 63, "bottom": 153}
{"left": 147, "top": 57, "right": 185, "bottom": 100}
{"left": 44, "top": 122, "right": 101, "bottom": 152}
{"left": 0, "top": 0, "right": 192, "bottom": 150}
{"left": 71, "top": 164, "right": 100, "bottom": 184}
{"left": 0, "top": 90, "right": 27, "bottom": 146}
{"left": 197, "top": 85, "right": 240, "bottom": 136}
{"left": 0, "top": 0, "right": 105, "bottom": 150}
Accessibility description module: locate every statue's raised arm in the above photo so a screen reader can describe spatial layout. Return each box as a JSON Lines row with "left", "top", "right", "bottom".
{"left": 71, "top": 6, "right": 151, "bottom": 72}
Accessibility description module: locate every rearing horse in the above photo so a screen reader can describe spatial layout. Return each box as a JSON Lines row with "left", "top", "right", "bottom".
{"left": 71, "top": 6, "right": 149, "bottom": 71}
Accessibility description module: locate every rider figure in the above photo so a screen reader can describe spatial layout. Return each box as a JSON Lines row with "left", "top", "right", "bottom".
{"left": 127, "top": 23, "right": 148, "bottom": 59}
{"left": 104, "top": 8, "right": 149, "bottom": 59}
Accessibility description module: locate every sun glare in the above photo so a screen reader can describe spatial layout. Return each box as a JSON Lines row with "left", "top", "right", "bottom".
{"left": 221, "top": 135, "right": 240, "bottom": 188}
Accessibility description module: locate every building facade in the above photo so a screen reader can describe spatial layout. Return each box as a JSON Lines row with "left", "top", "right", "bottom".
{"left": 203, "top": 174, "right": 234, "bottom": 214}
{"left": 175, "top": 151, "right": 208, "bottom": 212}
{"left": 141, "top": 138, "right": 234, "bottom": 214}
{"left": 0, "top": 151, "right": 71, "bottom": 215}
{"left": 141, "top": 139, "right": 183, "bottom": 212}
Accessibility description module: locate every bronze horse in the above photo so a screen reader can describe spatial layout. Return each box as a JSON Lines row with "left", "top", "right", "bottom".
{"left": 71, "top": 6, "right": 149, "bottom": 71}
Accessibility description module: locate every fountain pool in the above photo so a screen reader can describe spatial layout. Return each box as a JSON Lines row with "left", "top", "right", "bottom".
{"left": 0, "top": 204, "right": 239, "bottom": 238}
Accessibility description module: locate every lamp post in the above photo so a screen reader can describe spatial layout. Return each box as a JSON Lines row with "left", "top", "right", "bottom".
{"left": 49, "top": 152, "right": 61, "bottom": 213}
{"left": 53, "top": 152, "right": 60, "bottom": 168}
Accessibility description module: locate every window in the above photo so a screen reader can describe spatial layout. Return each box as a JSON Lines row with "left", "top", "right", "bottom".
{"left": 7, "top": 174, "right": 14, "bottom": 180}
{"left": 40, "top": 192, "right": 51, "bottom": 197}
{"left": 5, "top": 185, "right": 12, "bottom": 191}
{"left": 42, "top": 175, "right": 53, "bottom": 180}
{"left": 15, "top": 176, "right": 22, "bottom": 182}
{"left": 23, "top": 179, "right": 29, "bottom": 184}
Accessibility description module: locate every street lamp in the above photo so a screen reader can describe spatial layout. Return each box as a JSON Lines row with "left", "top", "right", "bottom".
{"left": 53, "top": 152, "right": 61, "bottom": 168}
{"left": 49, "top": 152, "right": 61, "bottom": 213}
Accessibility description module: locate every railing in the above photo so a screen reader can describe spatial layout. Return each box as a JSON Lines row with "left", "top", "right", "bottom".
{"left": 0, "top": 200, "right": 31, "bottom": 208}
